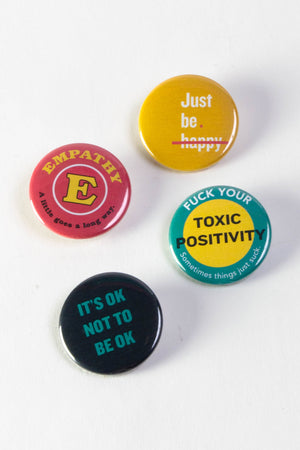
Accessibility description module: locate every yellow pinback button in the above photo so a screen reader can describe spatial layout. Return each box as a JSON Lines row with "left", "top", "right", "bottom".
{"left": 139, "top": 75, "right": 238, "bottom": 171}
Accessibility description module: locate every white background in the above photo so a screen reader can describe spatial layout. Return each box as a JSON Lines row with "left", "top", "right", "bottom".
{"left": 1, "top": 1, "right": 299, "bottom": 449}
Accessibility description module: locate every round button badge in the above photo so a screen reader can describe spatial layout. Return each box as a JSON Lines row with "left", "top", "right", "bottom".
{"left": 139, "top": 75, "right": 238, "bottom": 171}
{"left": 169, "top": 186, "right": 271, "bottom": 284}
{"left": 30, "top": 143, "right": 131, "bottom": 238}
{"left": 59, "top": 273, "right": 163, "bottom": 374}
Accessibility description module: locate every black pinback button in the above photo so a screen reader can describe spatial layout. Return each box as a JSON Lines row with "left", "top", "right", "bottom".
{"left": 59, "top": 273, "right": 163, "bottom": 374}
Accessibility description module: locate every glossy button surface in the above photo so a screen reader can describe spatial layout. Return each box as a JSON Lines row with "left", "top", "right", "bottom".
{"left": 30, "top": 143, "right": 131, "bottom": 238}
{"left": 59, "top": 273, "right": 163, "bottom": 374}
{"left": 139, "top": 75, "right": 238, "bottom": 171}
{"left": 169, "top": 186, "right": 271, "bottom": 284}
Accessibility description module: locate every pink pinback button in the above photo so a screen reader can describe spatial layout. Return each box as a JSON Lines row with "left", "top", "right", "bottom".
{"left": 30, "top": 143, "right": 131, "bottom": 238}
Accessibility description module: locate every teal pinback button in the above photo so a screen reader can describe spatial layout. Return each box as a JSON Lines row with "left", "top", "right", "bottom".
{"left": 169, "top": 186, "right": 271, "bottom": 284}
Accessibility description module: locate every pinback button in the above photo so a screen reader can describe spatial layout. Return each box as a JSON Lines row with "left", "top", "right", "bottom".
{"left": 169, "top": 186, "right": 271, "bottom": 284}
{"left": 29, "top": 143, "right": 131, "bottom": 238}
{"left": 139, "top": 75, "right": 238, "bottom": 171}
{"left": 59, "top": 273, "right": 163, "bottom": 374}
